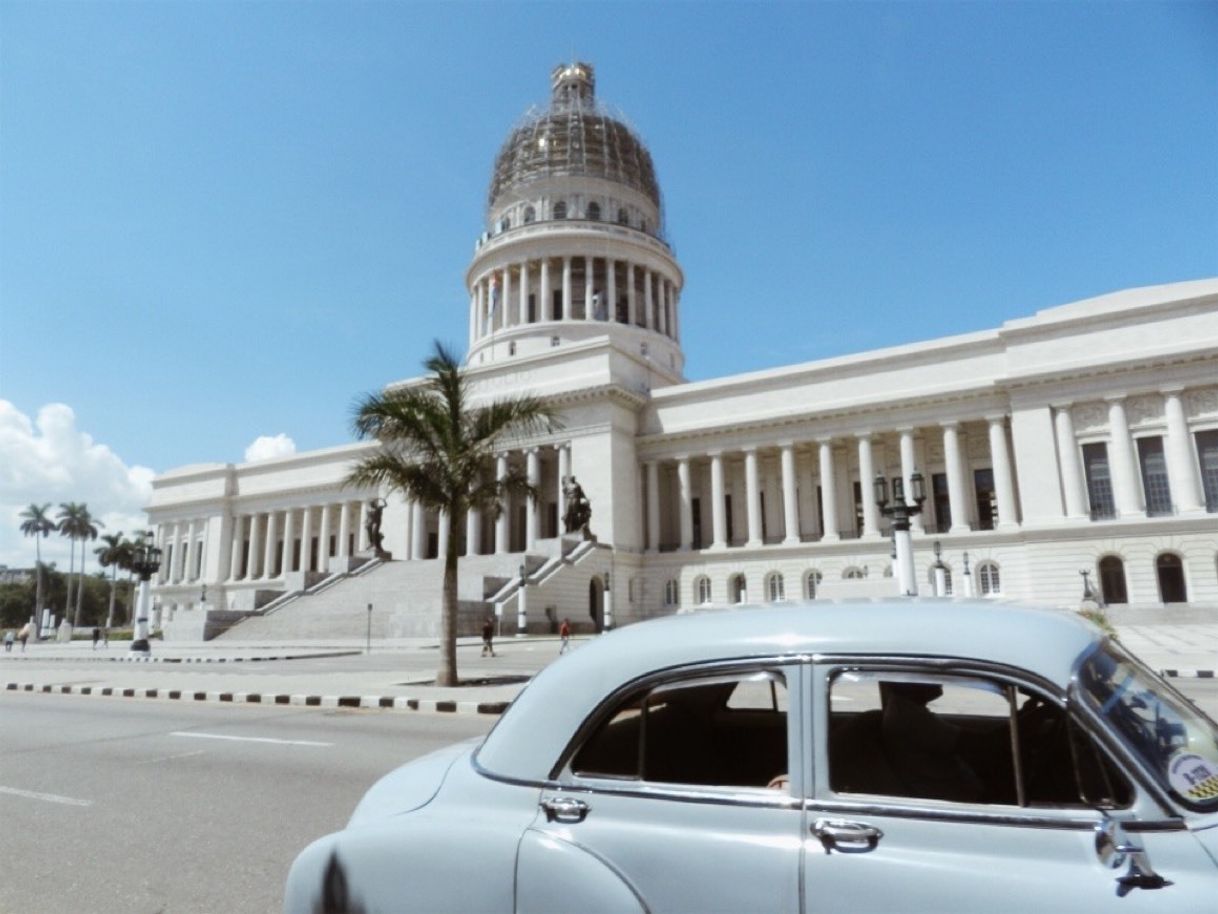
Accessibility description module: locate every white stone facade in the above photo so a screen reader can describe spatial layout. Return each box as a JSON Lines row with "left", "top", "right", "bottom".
{"left": 147, "top": 63, "right": 1218, "bottom": 638}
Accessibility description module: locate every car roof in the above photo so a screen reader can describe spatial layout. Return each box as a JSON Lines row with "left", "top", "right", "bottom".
{"left": 476, "top": 599, "right": 1102, "bottom": 783}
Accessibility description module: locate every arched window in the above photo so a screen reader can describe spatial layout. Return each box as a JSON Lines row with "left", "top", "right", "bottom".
{"left": 552, "top": 201, "right": 567, "bottom": 220}
{"left": 695, "top": 575, "right": 712, "bottom": 605}
{"left": 523, "top": 205, "right": 536, "bottom": 224}
{"left": 1156, "top": 553, "right": 1187, "bottom": 603}
{"left": 805, "top": 570, "right": 823, "bottom": 599}
{"left": 586, "top": 201, "right": 601, "bottom": 221}
{"left": 663, "top": 579, "right": 679, "bottom": 607}
{"left": 497, "top": 216, "right": 511, "bottom": 233}
{"left": 766, "top": 572, "right": 785, "bottom": 602}
{"left": 729, "top": 573, "right": 747, "bottom": 605}
{"left": 843, "top": 567, "right": 865, "bottom": 580}
{"left": 617, "top": 207, "right": 629, "bottom": 225}
{"left": 1098, "top": 556, "right": 1127, "bottom": 604}
{"left": 977, "top": 561, "right": 1001, "bottom": 596}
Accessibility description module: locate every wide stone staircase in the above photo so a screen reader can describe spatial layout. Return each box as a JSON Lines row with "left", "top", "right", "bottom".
{"left": 214, "top": 535, "right": 604, "bottom": 642}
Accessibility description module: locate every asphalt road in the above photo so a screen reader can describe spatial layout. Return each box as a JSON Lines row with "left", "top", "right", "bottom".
{"left": 0, "top": 694, "right": 494, "bottom": 914}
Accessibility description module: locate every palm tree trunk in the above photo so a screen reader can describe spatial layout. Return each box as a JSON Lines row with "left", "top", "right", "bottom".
{"left": 437, "top": 505, "right": 461, "bottom": 687}
{"left": 106, "top": 566, "right": 117, "bottom": 629}
{"left": 73, "top": 538, "right": 85, "bottom": 628}
{"left": 33, "top": 537, "right": 44, "bottom": 631}
{"left": 64, "top": 539, "right": 76, "bottom": 625}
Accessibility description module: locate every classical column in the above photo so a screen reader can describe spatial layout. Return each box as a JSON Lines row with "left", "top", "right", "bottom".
{"left": 941, "top": 422, "right": 971, "bottom": 532}
{"left": 318, "top": 504, "right": 332, "bottom": 572}
{"left": 526, "top": 448, "right": 540, "bottom": 548}
{"left": 661, "top": 281, "right": 671, "bottom": 337}
{"left": 466, "top": 499, "right": 482, "bottom": 557}
{"left": 672, "top": 286, "right": 680, "bottom": 341}
{"left": 518, "top": 261, "right": 528, "bottom": 325}
{"left": 502, "top": 265, "right": 513, "bottom": 329}
{"left": 357, "top": 500, "right": 370, "bottom": 552}
{"left": 987, "top": 415, "right": 1019, "bottom": 528}
{"left": 1164, "top": 389, "right": 1203, "bottom": 512}
{"left": 898, "top": 428, "right": 924, "bottom": 534}
{"left": 299, "top": 506, "right": 314, "bottom": 572}
{"left": 626, "top": 262, "right": 637, "bottom": 325}
{"left": 280, "top": 508, "right": 296, "bottom": 575}
{"left": 475, "top": 281, "right": 485, "bottom": 338}
{"left": 607, "top": 259, "right": 616, "bottom": 321}
{"left": 584, "top": 256, "right": 594, "bottom": 319}
{"left": 228, "top": 515, "right": 245, "bottom": 580}
{"left": 411, "top": 500, "right": 427, "bottom": 560}
{"left": 248, "top": 514, "right": 263, "bottom": 579}
{"left": 263, "top": 511, "right": 279, "bottom": 578}
{"left": 561, "top": 257, "right": 572, "bottom": 321}
{"left": 1106, "top": 398, "right": 1142, "bottom": 517}
{"left": 337, "top": 502, "right": 351, "bottom": 559}
{"left": 437, "top": 510, "right": 450, "bottom": 560}
{"left": 495, "top": 454, "right": 509, "bottom": 553}
{"left": 710, "top": 452, "right": 727, "bottom": 549}
{"left": 646, "top": 460, "right": 660, "bottom": 552}
{"left": 644, "top": 268, "right": 654, "bottom": 329}
{"left": 557, "top": 443, "right": 571, "bottom": 526}
{"left": 539, "top": 258, "right": 550, "bottom": 322}
{"left": 744, "top": 447, "right": 762, "bottom": 547}
{"left": 857, "top": 434, "right": 881, "bottom": 538}
{"left": 677, "top": 456, "right": 694, "bottom": 551}
{"left": 818, "top": 439, "right": 840, "bottom": 542}
{"left": 780, "top": 443, "right": 800, "bottom": 544}
{"left": 1054, "top": 406, "right": 1088, "bottom": 518}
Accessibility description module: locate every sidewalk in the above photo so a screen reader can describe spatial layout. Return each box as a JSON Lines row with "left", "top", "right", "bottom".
{"left": 3, "top": 623, "right": 1216, "bottom": 716}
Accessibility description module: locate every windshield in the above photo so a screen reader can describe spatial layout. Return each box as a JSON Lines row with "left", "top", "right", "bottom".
{"left": 1076, "top": 641, "right": 1218, "bottom": 810}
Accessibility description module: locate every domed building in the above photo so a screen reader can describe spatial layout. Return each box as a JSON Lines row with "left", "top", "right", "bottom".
{"left": 146, "top": 62, "right": 1218, "bottom": 641}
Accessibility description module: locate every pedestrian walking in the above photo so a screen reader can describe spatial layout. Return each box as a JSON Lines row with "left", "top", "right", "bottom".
{"left": 17, "top": 622, "right": 29, "bottom": 652}
{"left": 3, "top": 630, "right": 13, "bottom": 652}
{"left": 481, "top": 616, "right": 496, "bottom": 657}
{"left": 559, "top": 618, "right": 571, "bottom": 654}
{"left": 92, "top": 626, "right": 101, "bottom": 650}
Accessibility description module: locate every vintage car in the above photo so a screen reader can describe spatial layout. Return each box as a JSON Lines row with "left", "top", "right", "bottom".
{"left": 283, "top": 601, "right": 1218, "bottom": 913}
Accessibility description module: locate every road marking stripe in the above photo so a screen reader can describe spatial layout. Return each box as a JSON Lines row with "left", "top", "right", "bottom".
{"left": 169, "top": 731, "right": 332, "bottom": 747}
{"left": 137, "top": 750, "right": 208, "bottom": 765}
{"left": 0, "top": 785, "right": 92, "bottom": 807}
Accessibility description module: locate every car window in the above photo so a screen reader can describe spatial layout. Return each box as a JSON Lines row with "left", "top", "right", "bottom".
{"left": 828, "top": 671, "right": 1131, "bottom": 808}
{"left": 571, "top": 671, "right": 789, "bottom": 791}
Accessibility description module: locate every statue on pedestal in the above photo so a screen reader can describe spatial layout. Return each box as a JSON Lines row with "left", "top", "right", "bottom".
{"left": 366, "top": 498, "right": 389, "bottom": 559}
{"left": 562, "top": 476, "right": 592, "bottom": 539}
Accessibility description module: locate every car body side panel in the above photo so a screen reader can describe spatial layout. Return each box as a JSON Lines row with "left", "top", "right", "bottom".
{"left": 515, "top": 829, "right": 648, "bottom": 914}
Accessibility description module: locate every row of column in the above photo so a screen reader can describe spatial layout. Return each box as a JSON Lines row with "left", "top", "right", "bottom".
{"left": 157, "top": 519, "right": 204, "bottom": 584}
{"left": 226, "top": 501, "right": 367, "bottom": 582}
{"left": 1053, "top": 390, "right": 1206, "bottom": 518}
{"left": 470, "top": 257, "right": 678, "bottom": 342}
{"left": 644, "top": 417, "right": 1017, "bottom": 552}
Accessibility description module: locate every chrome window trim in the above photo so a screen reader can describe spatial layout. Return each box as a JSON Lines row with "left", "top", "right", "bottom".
{"left": 807, "top": 798, "right": 1098, "bottom": 831}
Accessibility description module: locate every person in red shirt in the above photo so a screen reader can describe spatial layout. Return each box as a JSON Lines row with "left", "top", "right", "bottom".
{"left": 559, "top": 618, "right": 571, "bottom": 654}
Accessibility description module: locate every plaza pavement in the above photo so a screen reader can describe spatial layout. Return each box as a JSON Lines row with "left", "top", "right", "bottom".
{"left": 2, "top": 622, "right": 1217, "bottom": 715}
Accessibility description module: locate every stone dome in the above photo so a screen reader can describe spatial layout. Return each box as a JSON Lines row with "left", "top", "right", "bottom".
{"left": 487, "top": 62, "right": 661, "bottom": 212}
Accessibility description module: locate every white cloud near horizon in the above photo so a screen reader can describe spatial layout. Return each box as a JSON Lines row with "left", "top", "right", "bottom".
{"left": 0, "top": 400, "right": 154, "bottom": 570}
{"left": 243, "top": 433, "right": 296, "bottom": 463}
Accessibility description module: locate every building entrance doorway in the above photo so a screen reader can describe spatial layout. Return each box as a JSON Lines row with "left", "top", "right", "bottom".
{"left": 1099, "top": 556, "right": 1127, "bottom": 605}
{"left": 1157, "top": 554, "right": 1188, "bottom": 604}
{"left": 588, "top": 577, "right": 604, "bottom": 632}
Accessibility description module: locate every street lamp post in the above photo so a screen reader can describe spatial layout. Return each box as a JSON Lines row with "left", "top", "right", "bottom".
{"left": 875, "top": 472, "right": 926, "bottom": 597}
{"left": 129, "top": 532, "right": 162, "bottom": 654}
{"left": 931, "top": 540, "right": 948, "bottom": 597}
{"left": 516, "top": 564, "right": 528, "bottom": 637}
{"left": 961, "top": 551, "right": 974, "bottom": 598}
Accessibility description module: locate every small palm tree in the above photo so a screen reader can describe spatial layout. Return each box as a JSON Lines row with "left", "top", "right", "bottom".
{"left": 19, "top": 503, "right": 56, "bottom": 629}
{"left": 56, "top": 502, "right": 85, "bottom": 625}
{"left": 95, "top": 532, "right": 130, "bottom": 629}
{"left": 73, "top": 505, "right": 103, "bottom": 626}
{"left": 346, "top": 341, "right": 558, "bottom": 686}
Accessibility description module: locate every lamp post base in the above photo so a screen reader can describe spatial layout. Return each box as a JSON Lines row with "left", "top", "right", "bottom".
{"left": 130, "top": 638, "right": 151, "bottom": 654}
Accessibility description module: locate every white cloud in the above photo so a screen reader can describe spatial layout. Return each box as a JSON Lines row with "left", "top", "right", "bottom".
{"left": 0, "top": 401, "right": 154, "bottom": 570}
{"left": 243, "top": 433, "right": 297, "bottom": 463}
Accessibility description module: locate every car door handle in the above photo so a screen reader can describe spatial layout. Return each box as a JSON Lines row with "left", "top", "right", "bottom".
{"left": 541, "top": 796, "right": 590, "bottom": 824}
{"left": 812, "top": 818, "right": 883, "bottom": 853}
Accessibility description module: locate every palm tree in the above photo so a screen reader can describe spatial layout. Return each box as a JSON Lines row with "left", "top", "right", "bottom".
{"left": 95, "top": 532, "right": 131, "bottom": 629}
{"left": 73, "top": 505, "right": 103, "bottom": 626}
{"left": 18, "top": 503, "right": 56, "bottom": 630}
{"left": 346, "top": 341, "right": 557, "bottom": 686}
{"left": 56, "top": 502, "right": 84, "bottom": 626}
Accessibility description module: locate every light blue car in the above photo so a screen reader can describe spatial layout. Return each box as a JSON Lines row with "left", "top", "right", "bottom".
{"left": 284, "top": 601, "right": 1218, "bottom": 913}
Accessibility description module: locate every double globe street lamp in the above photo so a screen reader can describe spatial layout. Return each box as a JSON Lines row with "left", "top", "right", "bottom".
{"left": 874, "top": 472, "right": 926, "bottom": 597}
{"left": 129, "top": 531, "right": 162, "bottom": 654}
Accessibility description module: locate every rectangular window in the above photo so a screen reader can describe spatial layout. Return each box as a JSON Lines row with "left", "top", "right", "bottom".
{"left": 1082, "top": 443, "right": 1116, "bottom": 520}
{"left": 691, "top": 497, "right": 703, "bottom": 550}
{"left": 551, "top": 289, "right": 562, "bottom": 320}
{"left": 725, "top": 494, "right": 734, "bottom": 544}
{"left": 1197, "top": 429, "right": 1218, "bottom": 513}
{"left": 759, "top": 491, "right": 767, "bottom": 541}
{"left": 852, "top": 480, "right": 863, "bottom": 537}
{"left": 932, "top": 472, "right": 952, "bottom": 533}
{"left": 527, "top": 293, "right": 536, "bottom": 324}
{"left": 194, "top": 544, "right": 203, "bottom": 580}
{"left": 973, "top": 468, "right": 996, "bottom": 530}
{"left": 816, "top": 485, "right": 825, "bottom": 537}
{"left": 1136, "top": 436, "right": 1173, "bottom": 516}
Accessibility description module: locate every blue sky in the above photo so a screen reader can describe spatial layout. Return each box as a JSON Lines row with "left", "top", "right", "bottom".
{"left": 1, "top": 1, "right": 1216, "bottom": 566}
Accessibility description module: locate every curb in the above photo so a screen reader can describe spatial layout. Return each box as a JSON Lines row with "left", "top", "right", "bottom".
{"left": 1160, "top": 669, "right": 1216, "bottom": 679}
{"left": 0, "top": 651, "right": 362, "bottom": 664}
{"left": 3, "top": 681, "right": 510, "bottom": 715}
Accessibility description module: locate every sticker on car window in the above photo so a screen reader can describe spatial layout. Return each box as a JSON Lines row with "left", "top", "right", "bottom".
{"left": 1167, "top": 751, "right": 1218, "bottom": 801}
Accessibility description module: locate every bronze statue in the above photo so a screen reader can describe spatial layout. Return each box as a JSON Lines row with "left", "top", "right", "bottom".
{"left": 562, "top": 476, "right": 592, "bottom": 537}
{"left": 366, "top": 498, "right": 388, "bottom": 558}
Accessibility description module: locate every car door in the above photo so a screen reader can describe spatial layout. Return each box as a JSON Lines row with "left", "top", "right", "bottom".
{"left": 802, "top": 660, "right": 1218, "bottom": 913}
{"left": 515, "top": 662, "right": 805, "bottom": 914}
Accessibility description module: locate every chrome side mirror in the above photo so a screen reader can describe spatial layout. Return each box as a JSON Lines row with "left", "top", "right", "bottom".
{"left": 1095, "top": 818, "right": 1171, "bottom": 894}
